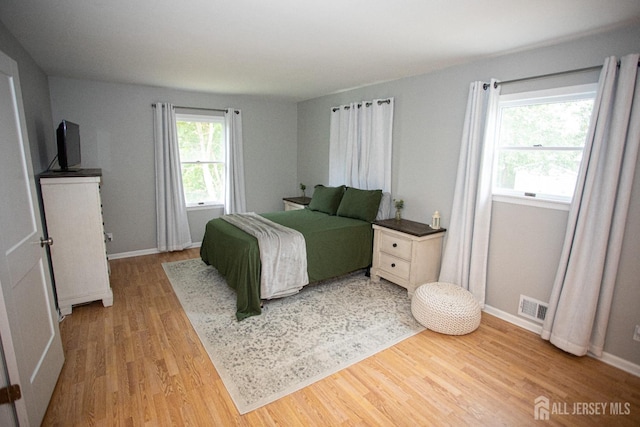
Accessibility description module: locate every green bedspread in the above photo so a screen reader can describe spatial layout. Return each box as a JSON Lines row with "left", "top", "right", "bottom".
{"left": 200, "top": 209, "right": 374, "bottom": 320}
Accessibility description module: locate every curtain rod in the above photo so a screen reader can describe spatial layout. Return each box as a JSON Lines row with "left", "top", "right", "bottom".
{"left": 331, "top": 98, "right": 392, "bottom": 113}
{"left": 483, "top": 64, "right": 603, "bottom": 90}
{"left": 151, "top": 104, "right": 239, "bottom": 114}
{"left": 483, "top": 59, "right": 640, "bottom": 90}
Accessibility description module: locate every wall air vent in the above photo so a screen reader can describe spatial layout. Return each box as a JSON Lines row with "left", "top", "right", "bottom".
{"left": 518, "top": 295, "right": 548, "bottom": 323}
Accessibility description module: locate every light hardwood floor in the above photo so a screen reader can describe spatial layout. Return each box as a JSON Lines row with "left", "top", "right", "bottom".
{"left": 42, "top": 249, "right": 640, "bottom": 426}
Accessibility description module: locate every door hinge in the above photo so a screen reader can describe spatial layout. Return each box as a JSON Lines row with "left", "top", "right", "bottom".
{"left": 0, "top": 384, "right": 21, "bottom": 405}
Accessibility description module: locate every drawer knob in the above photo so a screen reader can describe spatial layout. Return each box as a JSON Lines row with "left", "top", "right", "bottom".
{"left": 392, "top": 243, "right": 397, "bottom": 247}
{"left": 391, "top": 263, "right": 396, "bottom": 268}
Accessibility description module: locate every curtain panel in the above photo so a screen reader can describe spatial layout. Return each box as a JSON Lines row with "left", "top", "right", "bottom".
{"left": 542, "top": 54, "right": 640, "bottom": 356}
{"left": 329, "top": 98, "right": 394, "bottom": 192}
{"left": 224, "top": 108, "right": 247, "bottom": 214}
{"left": 438, "top": 81, "right": 499, "bottom": 307}
{"left": 153, "top": 102, "right": 192, "bottom": 252}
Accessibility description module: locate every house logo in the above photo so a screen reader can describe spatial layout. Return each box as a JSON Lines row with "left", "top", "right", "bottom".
{"left": 533, "top": 395, "right": 632, "bottom": 419}
{"left": 535, "top": 395, "right": 550, "bottom": 420}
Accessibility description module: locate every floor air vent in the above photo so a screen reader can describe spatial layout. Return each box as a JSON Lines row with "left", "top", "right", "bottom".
{"left": 518, "top": 295, "right": 548, "bottom": 323}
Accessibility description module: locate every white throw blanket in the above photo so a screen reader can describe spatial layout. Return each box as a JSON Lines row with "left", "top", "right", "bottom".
{"left": 221, "top": 213, "right": 309, "bottom": 299}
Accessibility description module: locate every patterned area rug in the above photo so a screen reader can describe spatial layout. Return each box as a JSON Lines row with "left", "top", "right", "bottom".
{"left": 162, "top": 258, "right": 424, "bottom": 414}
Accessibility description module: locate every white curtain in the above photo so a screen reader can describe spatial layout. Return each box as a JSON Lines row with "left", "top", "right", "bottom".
{"left": 542, "top": 54, "right": 640, "bottom": 356}
{"left": 153, "top": 102, "right": 192, "bottom": 252}
{"left": 329, "top": 98, "right": 394, "bottom": 192}
{"left": 224, "top": 108, "right": 247, "bottom": 214}
{"left": 438, "top": 80, "right": 500, "bottom": 307}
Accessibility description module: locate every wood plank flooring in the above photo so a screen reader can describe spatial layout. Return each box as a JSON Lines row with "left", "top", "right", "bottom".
{"left": 42, "top": 249, "right": 640, "bottom": 426}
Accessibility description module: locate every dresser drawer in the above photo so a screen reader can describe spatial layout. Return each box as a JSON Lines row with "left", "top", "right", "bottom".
{"left": 379, "top": 231, "right": 412, "bottom": 260}
{"left": 378, "top": 253, "right": 411, "bottom": 281}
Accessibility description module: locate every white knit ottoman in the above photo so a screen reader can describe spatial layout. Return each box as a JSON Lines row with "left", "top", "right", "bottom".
{"left": 411, "top": 282, "right": 481, "bottom": 335}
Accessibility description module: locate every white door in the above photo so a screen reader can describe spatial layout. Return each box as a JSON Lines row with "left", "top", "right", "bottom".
{"left": 0, "top": 50, "right": 65, "bottom": 425}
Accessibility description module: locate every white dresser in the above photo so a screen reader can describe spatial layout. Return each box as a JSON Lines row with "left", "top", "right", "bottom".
{"left": 39, "top": 169, "right": 113, "bottom": 315}
{"left": 371, "top": 219, "right": 446, "bottom": 297}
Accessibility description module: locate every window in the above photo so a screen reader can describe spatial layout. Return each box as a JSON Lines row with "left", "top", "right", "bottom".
{"left": 175, "top": 113, "right": 226, "bottom": 207}
{"left": 492, "top": 84, "right": 597, "bottom": 203}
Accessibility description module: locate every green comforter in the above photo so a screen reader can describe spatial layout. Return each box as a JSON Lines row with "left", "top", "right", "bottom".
{"left": 200, "top": 209, "right": 374, "bottom": 320}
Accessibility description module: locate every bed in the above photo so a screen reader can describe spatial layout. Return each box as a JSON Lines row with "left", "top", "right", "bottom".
{"left": 200, "top": 185, "right": 390, "bottom": 320}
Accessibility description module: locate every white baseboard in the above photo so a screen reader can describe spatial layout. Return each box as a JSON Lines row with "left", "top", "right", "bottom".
{"left": 483, "top": 304, "right": 543, "bottom": 334}
{"left": 107, "top": 242, "right": 201, "bottom": 260}
{"left": 590, "top": 350, "right": 640, "bottom": 377}
{"left": 483, "top": 304, "right": 640, "bottom": 377}
{"left": 107, "top": 248, "right": 160, "bottom": 260}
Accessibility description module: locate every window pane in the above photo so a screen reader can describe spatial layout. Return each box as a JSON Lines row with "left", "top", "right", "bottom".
{"left": 499, "top": 99, "right": 593, "bottom": 148}
{"left": 493, "top": 86, "right": 596, "bottom": 201}
{"left": 181, "top": 163, "right": 225, "bottom": 205}
{"left": 176, "top": 120, "right": 224, "bottom": 162}
{"left": 495, "top": 149, "right": 582, "bottom": 198}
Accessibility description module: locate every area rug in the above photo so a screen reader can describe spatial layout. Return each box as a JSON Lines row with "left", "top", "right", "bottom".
{"left": 162, "top": 258, "right": 424, "bottom": 414}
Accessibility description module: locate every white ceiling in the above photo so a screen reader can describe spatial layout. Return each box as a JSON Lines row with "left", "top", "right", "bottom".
{"left": 1, "top": 0, "right": 639, "bottom": 101}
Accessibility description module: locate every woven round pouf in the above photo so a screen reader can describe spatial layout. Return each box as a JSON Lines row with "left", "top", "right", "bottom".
{"left": 411, "top": 282, "right": 481, "bottom": 335}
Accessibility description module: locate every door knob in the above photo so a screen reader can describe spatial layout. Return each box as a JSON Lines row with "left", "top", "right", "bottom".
{"left": 40, "top": 237, "right": 53, "bottom": 247}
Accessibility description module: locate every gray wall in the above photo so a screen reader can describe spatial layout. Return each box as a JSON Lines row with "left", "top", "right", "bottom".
{"left": 0, "top": 21, "right": 55, "bottom": 174}
{"left": 297, "top": 23, "right": 640, "bottom": 365}
{"left": 48, "top": 78, "right": 298, "bottom": 254}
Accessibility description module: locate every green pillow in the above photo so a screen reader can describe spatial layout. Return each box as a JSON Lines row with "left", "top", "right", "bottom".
{"left": 307, "top": 185, "right": 345, "bottom": 215}
{"left": 336, "top": 187, "right": 383, "bottom": 222}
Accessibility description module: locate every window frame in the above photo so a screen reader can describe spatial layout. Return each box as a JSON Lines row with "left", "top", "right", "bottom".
{"left": 490, "top": 83, "right": 598, "bottom": 206}
{"left": 175, "top": 112, "right": 226, "bottom": 210}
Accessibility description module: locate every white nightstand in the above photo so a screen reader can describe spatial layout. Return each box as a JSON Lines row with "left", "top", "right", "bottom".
{"left": 283, "top": 196, "right": 311, "bottom": 211}
{"left": 371, "top": 218, "right": 446, "bottom": 297}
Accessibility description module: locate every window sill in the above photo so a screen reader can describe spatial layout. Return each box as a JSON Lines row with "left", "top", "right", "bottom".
{"left": 492, "top": 194, "right": 570, "bottom": 211}
{"left": 186, "top": 203, "right": 224, "bottom": 212}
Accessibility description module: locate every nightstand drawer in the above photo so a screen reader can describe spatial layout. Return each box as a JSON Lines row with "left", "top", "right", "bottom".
{"left": 379, "top": 232, "right": 412, "bottom": 260}
{"left": 378, "top": 253, "right": 411, "bottom": 280}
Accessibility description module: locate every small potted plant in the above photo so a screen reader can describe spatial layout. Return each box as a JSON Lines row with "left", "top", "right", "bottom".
{"left": 300, "top": 183, "right": 307, "bottom": 198}
{"left": 393, "top": 199, "right": 404, "bottom": 221}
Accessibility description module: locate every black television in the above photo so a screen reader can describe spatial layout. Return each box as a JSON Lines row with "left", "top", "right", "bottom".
{"left": 56, "top": 120, "right": 81, "bottom": 171}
